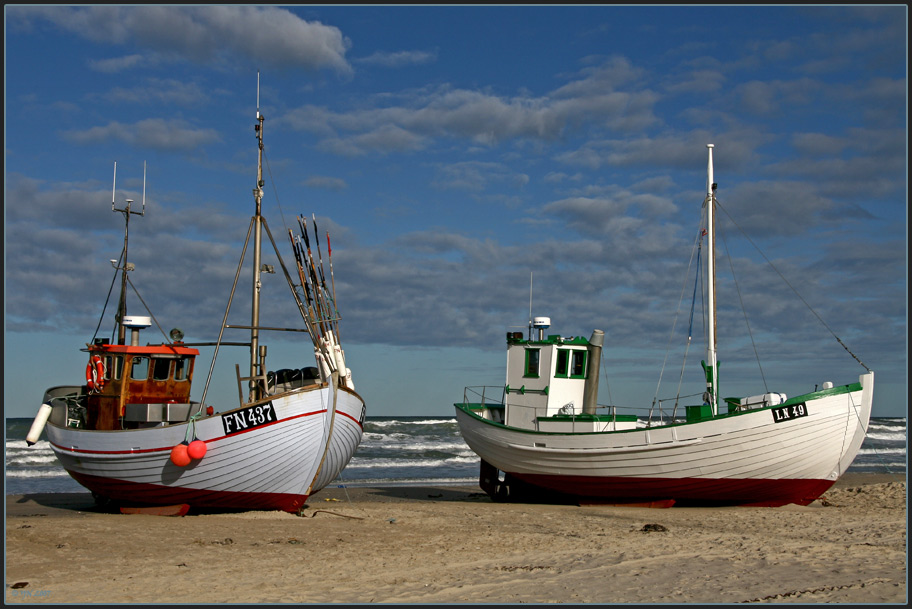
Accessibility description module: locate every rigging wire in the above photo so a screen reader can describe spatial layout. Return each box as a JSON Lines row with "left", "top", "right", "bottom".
{"left": 262, "top": 149, "right": 291, "bottom": 236}
{"left": 671, "top": 239, "right": 702, "bottom": 419}
{"left": 91, "top": 244, "right": 126, "bottom": 344}
{"left": 715, "top": 200, "right": 870, "bottom": 372}
{"left": 718, "top": 221, "right": 769, "bottom": 393}
{"left": 125, "top": 274, "right": 177, "bottom": 345}
{"left": 649, "top": 216, "right": 703, "bottom": 423}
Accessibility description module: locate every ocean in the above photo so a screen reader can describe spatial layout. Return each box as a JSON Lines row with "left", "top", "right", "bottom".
{"left": 5, "top": 417, "right": 907, "bottom": 496}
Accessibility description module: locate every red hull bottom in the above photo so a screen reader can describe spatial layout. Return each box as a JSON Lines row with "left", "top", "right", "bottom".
{"left": 480, "top": 461, "right": 835, "bottom": 507}
{"left": 120, "top": 504, "right": 190, "bottom": 517}
{"left": 68, "top": 471, "right": 310, "bottom": 513}
{"left": 513, "top": 472, "right": 836, "bottom": 507}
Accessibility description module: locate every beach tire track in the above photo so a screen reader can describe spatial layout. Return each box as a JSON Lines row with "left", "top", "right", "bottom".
{"left": 739, "top": 577, "right": 896, "bottom": 603}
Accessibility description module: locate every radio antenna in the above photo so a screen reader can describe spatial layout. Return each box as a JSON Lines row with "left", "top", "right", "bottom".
{"left": 528, "top": 271, "right": 533, "bottom": 340}
{"left": 111, "top": 161, "right": 117, "bottom": 210}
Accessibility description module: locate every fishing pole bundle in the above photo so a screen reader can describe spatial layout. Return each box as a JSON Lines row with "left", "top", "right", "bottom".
{"left": 287, "top": 214, "right": 346, "bottom": 380}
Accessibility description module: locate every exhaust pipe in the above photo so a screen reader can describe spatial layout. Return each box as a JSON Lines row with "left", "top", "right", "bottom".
{"left": 582, "top": 329, "right": 604, "bottom": 415}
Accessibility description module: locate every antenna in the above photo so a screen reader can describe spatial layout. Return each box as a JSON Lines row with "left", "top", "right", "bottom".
{"left": 528, "top": 271, "right": 533, "bottom": 340}
{"left": 256, "top": 70, "right": 260, "bottom": 119}
{"left": 112, "top": 163, "right": 147, "bottom": 217}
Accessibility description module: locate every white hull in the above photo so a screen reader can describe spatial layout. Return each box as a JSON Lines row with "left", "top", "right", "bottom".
{"left": 456, "top": 372, "right": 873, "bottom": 506}
{"left": 45, "top": 379, "right": 364, "bottom": 512}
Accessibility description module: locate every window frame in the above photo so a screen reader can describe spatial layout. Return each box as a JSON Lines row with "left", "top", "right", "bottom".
{"left": 524, "top": 348, "right": 541, "bottom": 378}
{"left": 569, "top": 349, "right": 588, "bottom": 379}
{"left": 554, "top": 349, "right": 570, "bottom": 378}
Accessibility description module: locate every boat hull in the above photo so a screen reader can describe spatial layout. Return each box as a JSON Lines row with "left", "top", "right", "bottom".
{"left": 45, "top": 380, "right": 365, "bottom": 513}
{"left": 456, "top": 372, "right": 873, "bottom": 507}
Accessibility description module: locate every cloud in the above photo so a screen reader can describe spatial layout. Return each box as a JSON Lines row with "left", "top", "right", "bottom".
{"left": 280, "top": 57, "right": 662, "bottom": 156}
{"left": 304, "top": 175, "right": 348, "bottom": 191}
{"left": 553, "top": 133, "right": 763, "bottom": 172}
{"left": 355, "top": 49, "right": 437, "bottom": 68}
{"left": 101, "top": 78, "right": 211, "bottom": 106}
{"left": 431, "top": 162, "right": 529, "bottom": 193}
{"left": 319, "top": 124, "right": 429, "bottom": 157}
{"left": 89, "top": 54, "right": 148, "bottom": 73}
{"left": 62, "top": 118, "right": 220, "bottom": 151}
{"left": 9, "top": 5, "right": 352, "bottom": 73}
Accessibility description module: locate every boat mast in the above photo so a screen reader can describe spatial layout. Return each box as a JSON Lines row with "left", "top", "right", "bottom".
{"left": 112, "top": 161, "right": 146, "bottom": 345}
{"left": 249, "top": 78, "right": 265, "bottom": 402}
{"left": 704, "top": 144, "right": 718, "bottom": 414}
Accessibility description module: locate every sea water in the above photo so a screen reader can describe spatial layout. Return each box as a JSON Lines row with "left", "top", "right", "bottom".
{"left": 5, "top": 417, "right": 906, "bottom": 496}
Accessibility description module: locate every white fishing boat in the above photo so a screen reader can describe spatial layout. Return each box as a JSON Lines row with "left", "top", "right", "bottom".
{"left": 27, "top": 84, "right": 365, "bottom": 514}
{"left": 455, "top": 145, "right": 874, "bottom": 507}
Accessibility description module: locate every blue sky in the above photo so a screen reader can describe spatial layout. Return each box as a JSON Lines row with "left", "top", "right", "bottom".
{"left": 3, "top": 5, "right": 907, "bottom": 419}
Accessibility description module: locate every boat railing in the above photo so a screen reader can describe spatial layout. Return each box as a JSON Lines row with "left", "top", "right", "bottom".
{"left": 597, "top": 400, "right": 694, "bottom": 428}
{"left": 461, "top": 385, "right": 506, "bottom": 408}
{"left": 461, "top": 385, "right": 698, "bottom": 428}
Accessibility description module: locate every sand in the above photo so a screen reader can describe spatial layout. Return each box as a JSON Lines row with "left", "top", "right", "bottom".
{"left": 4, "top": 473, "right": 906, "bottom": 604}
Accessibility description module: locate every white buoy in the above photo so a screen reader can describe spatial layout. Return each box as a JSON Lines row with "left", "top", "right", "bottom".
{"left": 26, "top": 403, "right": 53, "bottom": 446}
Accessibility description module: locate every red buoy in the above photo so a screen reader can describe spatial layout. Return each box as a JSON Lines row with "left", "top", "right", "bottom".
{"left": 187, "top": 439, "right": 207, "bottom": 460}
{"left": 170, "top": 443, "right": 191, "bottom": 467}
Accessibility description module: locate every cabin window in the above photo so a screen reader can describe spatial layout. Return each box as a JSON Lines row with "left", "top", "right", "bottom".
{"left": 104, "top": 355, "right": 123, "bottom": 381}
{"left": 131, "top": 356, "right": 150, "bottom": 380}
{"left": 570, "top": 350, "right": 588, "bottom": 379}
{"left": 174, "top": 357, "right": 190, "bottom": 381}
{"left": 152, "top": 358, "right": 171, "bottom": 381}
{"left": 524, "top": 348, "right": 540, "bottom": 378}
{"left": 555, "top": 349, "right": 569, "bottom": 378}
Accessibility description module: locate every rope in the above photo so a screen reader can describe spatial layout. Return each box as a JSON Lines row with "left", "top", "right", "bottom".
{"left": 91, "top": 244, "right": 126, "bottom": 344}
{"left": 183, "top": 411, "right": 206, "bottom": 444}
{"left": 262, "top": 149, "right": 291, "bottom": 241}
{"left": 718, "top": 222, "right": 768, "bottom": 393}
{"left": 715, "top": 200, "right": 870, "bottom": 372}
{"left": 650, "top": 219, "right": 703, "bottom": 420}
{"left": 125, "top": 275, "right": 173, "bottom": 345}
{"left": 301, "top": 510, "right": 364, "bottom": 520}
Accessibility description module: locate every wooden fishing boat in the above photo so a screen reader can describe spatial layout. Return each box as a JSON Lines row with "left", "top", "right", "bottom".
{"left": 27, "top": 85, "right": 365, "bottom": 513}
{"left": 455, "top": 145, "right": 874, "bottom": 507}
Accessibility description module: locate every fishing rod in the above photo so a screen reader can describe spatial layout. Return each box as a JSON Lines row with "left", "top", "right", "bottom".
{"left": 298, "top": 214, "right": 330, "bottom": 338}
{"left": 285, "top": 224, "right": 336, "bottom": 372}
{"left": 311, "top": 214, "right": 338, "bottom": 337}
{"left": 326, "top": 230, "right": 340, "bottom": 343}
{"left": 288, "top": 228, "right": 319, "bottom": 339}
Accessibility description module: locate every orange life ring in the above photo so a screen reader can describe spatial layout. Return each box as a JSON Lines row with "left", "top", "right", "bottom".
{"left": 86, "top": 355, "right": 105, "bottom": 391}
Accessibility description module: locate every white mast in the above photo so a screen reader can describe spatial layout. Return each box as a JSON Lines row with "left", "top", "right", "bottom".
{"left": 705, "top": 144, "right": 718, "bottom": 414}
{"left": 249, "top": 75, "right": 265, "bottom": 402}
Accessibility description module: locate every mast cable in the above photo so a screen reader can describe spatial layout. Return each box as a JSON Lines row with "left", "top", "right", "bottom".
{"left": 123, "top": 275, "right": 180, "bottom": 347}
{"left": 715, "top": 200, "right": 870, "bottom": 372}
{"left": 91, "top": 244, "right": 126, "bottom": 344}
{"left": 650, "top": 217, "right": 703, "bottom": 424}
{"left": 718, "top": 221, "right": 769, "bottom": 393}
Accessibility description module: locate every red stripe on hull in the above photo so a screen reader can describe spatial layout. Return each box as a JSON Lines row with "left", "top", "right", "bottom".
{"left": 509, "top": 472, "right": 836, "bottom": 507}
{"left": 68, "top": 471, "right": 309, "bottom": 513}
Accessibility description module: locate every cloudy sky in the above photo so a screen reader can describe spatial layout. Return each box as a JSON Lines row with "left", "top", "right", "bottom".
{"left": 4, "top": 5, "right": 907, "bottom": 419}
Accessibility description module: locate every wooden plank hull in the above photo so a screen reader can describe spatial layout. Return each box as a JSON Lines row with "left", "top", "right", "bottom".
{"left": 45, "top": 381, "right": 365, "bottom": 513}
{"left": 456, "top": 372, "right": 873, "bottom": 507}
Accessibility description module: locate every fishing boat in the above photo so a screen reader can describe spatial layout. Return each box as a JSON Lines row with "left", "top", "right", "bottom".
{"left": 455, "top": 145, "right": 874, "bottom": 508}
{"left": 27, "top": 88, "right": 366, "bottom": 514}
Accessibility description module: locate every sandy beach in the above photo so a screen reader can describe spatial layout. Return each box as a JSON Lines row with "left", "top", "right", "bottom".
{"left": 5, "top": 473, "right": 906, "bottom": 604}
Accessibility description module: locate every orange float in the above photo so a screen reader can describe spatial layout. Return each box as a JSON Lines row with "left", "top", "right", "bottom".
{"left": 187, "top": 440, "right": 207, "bottom": 460}
{"left": 170, "top": 443, "right": 191, "bottom": 467}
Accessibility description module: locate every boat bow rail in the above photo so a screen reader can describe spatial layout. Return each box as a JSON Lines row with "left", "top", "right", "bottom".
{"left": 460, "top": 376, "right": 867, "bottom": 433}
